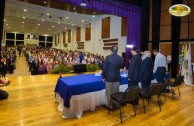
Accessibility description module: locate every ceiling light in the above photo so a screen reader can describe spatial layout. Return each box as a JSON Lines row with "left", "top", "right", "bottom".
{"left": 36, "top": 27, "right": 38, "bottom": 29}
{"left": 8, "top": 27, "right": 10, "bottom": 28}
{"left": 72, "top": 24, "right": 74, "bottom": 26}
{"left": 92, "top": 15, "right": 95, "bottom": 18}
{"left": 65, "top": 28, "right": 67, "bottom": 29}
{"left": 52, "top": 26, "right": 54, "bottom": 28}
{"left": 82, "top": 20, "right": 85, "bottom": 22}
{"left": 22, "top": 22, "right": 24, "bottom": 23}
{"left": 23, "top": 17, "right": 26, "bottom": 19}
{"left": 38, "top": 24, "right": 40, "bottom": 26}
{"left": 44, "top": 1, "right": 47, "bottom": 4}
{"left": 41, "top": 19, "right": 44, "bottom": 22}
{"left": 6, "top": 24, "right": 8, "bottom": 25}
{"left": 47, "top": 13, "right": 50, "bottom": 16}
{"left": 58, "top": 22, "right": 60, "bottom": 24}
{"left": 4, "top": 19, "right": 6, "bottom": 21}
{"left": 66, "top": 17, "right": 69, "bottom": 19}
{"left": 24, "top": 9, "right": 27, "bottom": 12}
{"left": 22, "top": 26, "right": 24, "bottom": 27}
{"left": 48, "top": 29, "right": 50, "bottom": 30}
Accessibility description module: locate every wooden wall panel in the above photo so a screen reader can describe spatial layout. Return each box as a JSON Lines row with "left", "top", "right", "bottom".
{"left": 55, "top": 35, "right": 57, "bottom": 45}
{"left": 58, "top": 34, "right": 60, "bottom": 44}
{"left": 180, "top": 23, "right": 188, "bottom": 39}
{"left": 101, "top": 17, "right": 110, "bottom": 39}
{"left": 85, "top": 23, "right": 91, "bottom": 41}
{"left": 190, "top": 22, "right": 194, "bottom": 38}
{"left": 190, "top": 4, "right": 194, "bottom": 21}
{"left": 76, "top": 27, "right": 81, "bottom": 42}
{"left": 148, "top": 43, "right": 152, "bottom": 52}
{"left": 149, "top": 28, "right": 152, "bottom": 41}
{"left": 161, "top": 0, "right": 171, "bottom": 11}
{"left": 160, "top": 26, "right": 171, "bottom": 40}
{"left": 63, "top": 32, "right": 66, "bottom": 43}
{"left": 160, "top": 11, "right": 171, "bottom": 26}
{"left": 160, "top": 42, "right": 172, "bottom": 56}
{"left": 103, "top": 38, "right": 118, "bottom": 50}
{"left": 121, "top": 17, "right": 127, "bottom": 36}
{"left": 68, "top": 30, "right": 71, "bottom": 43}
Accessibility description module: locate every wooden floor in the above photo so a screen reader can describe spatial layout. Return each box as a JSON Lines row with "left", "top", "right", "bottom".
{"left": 1, "top": 58, "right": 194, "bottom": 126}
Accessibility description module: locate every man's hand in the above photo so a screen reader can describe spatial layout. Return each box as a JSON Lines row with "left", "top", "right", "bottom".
{"left": 102, "top": 78, "right": 105, "bottom": 82}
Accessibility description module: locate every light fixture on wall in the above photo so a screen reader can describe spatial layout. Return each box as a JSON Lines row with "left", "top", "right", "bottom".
{"left": 126, "top": 45, "right": 134, "bottom": 48}
{"left": 169, "top": 4, "right": 191, "bottom": 17}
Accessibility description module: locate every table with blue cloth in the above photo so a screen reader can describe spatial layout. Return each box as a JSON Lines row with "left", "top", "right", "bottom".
{"left": 54, "top": 73, "right": 170, "bottom": 118}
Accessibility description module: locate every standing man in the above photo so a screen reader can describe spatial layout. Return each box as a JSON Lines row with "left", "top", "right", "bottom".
{"left": 102, "top": 46, "right": 122, "bottom": 110}
{"left": 152, "top": 49, "right": 167, "bottom": 83}
{"left": 128, "top": 47, "right": 142, "bottom": 87}
{"left": 141, "top": 51, "right": 153, "bottom": 89}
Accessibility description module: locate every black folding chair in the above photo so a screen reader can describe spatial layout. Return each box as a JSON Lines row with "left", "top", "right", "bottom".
{"left": 141, "top": 84, "right": 163, "bottom": 113}
{"left": 169, "top": 75, "right": 184, "bottom": 99}
{"left": 160, "top": 78, "right": 170, "bottom": 101}
{"left": 108, "top": 86, "right": 140, "bottom": 123}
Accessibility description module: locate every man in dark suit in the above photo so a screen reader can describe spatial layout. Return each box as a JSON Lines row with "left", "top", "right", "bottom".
{"left": 128, "top": 47, "right": 142, "bottom": 87}
{"left": 31, "top": 56, "right": 39, "bottom": 75}
{"left": 102, "top": 46, "right": 122, "bottom": 110}
{"left": 141, "top": 51, "right": 153, "bottom": 89}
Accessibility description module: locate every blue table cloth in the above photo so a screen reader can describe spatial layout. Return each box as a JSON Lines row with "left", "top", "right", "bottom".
{"left": 54, "top": 73, "right": 170, "bottom": 108}
{"left": 54, "top": 74, "right": 128, "bottom": 108}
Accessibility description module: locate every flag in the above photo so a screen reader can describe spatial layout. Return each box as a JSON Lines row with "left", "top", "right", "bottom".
{"left": 179, "top": 44, "right": 184, "bottom": 74}
{"left": 182, "top": 43, "right": 193, "bottom": 85}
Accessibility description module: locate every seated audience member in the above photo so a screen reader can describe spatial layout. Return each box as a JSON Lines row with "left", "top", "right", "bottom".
{"left": 81, "top": 58, "right": 87, "bottom": 64}
{"left": 0, "top": 77, "right": 11, "bottom": 100}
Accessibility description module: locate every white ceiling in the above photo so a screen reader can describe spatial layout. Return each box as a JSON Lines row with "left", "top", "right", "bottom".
{"left": 4, "top": 0, "right": 96, "bottom": 36}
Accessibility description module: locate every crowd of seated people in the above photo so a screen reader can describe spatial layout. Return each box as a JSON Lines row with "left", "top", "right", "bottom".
{"left": 0, "top": 47, "right": 17, "bottom": 79}
{"left": 25, "top": 47, "right": 105, "bottom": 75}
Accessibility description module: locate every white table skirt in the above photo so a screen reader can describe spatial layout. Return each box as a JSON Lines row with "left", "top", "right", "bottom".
{"left": 55, "top": 84, "right": 128, "bottom": 118}
{"left": 55, "top": 79, "right": 159, "bottom": 119}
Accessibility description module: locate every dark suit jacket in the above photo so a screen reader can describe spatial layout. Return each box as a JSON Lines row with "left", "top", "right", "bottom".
{"left": 141, "top": 57, "right": 153, "bottom": 80}
{"left": 128, "top": 54, "right": 142, "bottom": 81}
{"left": 102, "top": 53, "right": 122, "bottom": 82}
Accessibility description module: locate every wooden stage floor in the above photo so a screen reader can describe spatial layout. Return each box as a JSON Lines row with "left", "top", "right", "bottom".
{"left": 0, "top": 74, "right": 194, "bottom": 126}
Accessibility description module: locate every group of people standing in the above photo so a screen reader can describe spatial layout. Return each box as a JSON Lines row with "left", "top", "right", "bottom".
{"left": 25, "top": 48, "right": 105, "bottom": 75}
{"left": 102, "top": 46, "right": 167, "bottom": 110}
{"left": 0, "top": 47, "right": 17, "bottom": 79}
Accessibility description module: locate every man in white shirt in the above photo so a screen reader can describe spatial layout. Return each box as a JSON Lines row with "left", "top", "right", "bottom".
{"left": 152, "top": 49, "right": 167, "bottom": 83}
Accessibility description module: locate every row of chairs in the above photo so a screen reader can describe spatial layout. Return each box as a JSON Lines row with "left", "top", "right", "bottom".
{"left": 108, "top": 75, "right": 184, "bottom": 123}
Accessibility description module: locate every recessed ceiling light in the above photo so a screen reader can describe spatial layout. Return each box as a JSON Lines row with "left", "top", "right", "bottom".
{"left": 47, "top": 13, "right": 50, "bottom": 16}
{"left": 6, "top": 24, "right": 8, "bottom": 25}
{"left": 66, "top": 17, "right": 69, "bottom": 19}
{"left": 24, "top": 9, "right": 27, "bottom": 12}
{"left": 48, "top": 29, "right": 50, "bottom": 30}
{"left": 23, "top": 17, "right": 26, "bottom": 19}
{"left": 65, "top": 28, "right": 67, "bottom": 29}
{"left": 58, "top": 22, "right": 60, "bottom": 24}
{"left": 22, "top": 26, "right": 24, "bottom": 27}
{"left": 4, "top": 19, "right": 6, "bottom": 21}
{"left": 22, "top": 22, "right": 24, "bottom": 23}
{"left": 92, "top": 15, "right": 95, "bottom": 18}
{"left": 38, "top": 24, "right": 40, "bottom": 26}
{"left": 8, "top": 27, "right": 10, "bottom": 28}
{"left": 72, "top": 24, "right": 74, "bottom": 26}
{"left": 82, "top": 20, "right": 84, "bottom": 22}
{"left": 52, "top": 26, "right": 54, "bottom": 28}
{"left": 44, "top": 1, "right": 47, "bottom": 4}
{"left": 41, "top": 19, "right": 44, "bottom": 22}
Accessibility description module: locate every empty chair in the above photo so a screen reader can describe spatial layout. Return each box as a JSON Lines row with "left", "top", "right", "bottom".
{"left": 141, "top": 84, "right": 163, "bottom": 113}
{"left": 168, "top": 75, "right": 184, "bottom": 99}
{"left": 108, "top": 86, "right": 140, "bottom": 123}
